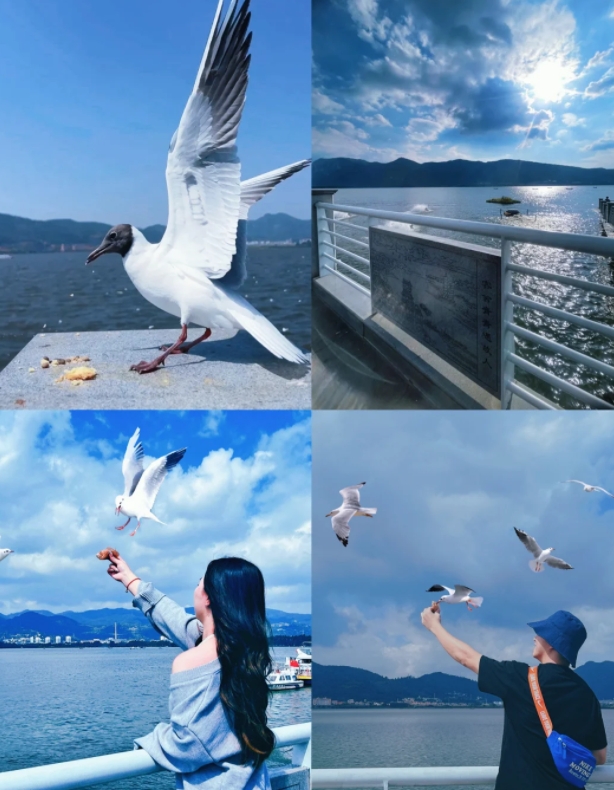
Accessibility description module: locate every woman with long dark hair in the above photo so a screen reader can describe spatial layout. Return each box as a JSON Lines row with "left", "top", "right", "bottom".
{"left": 106, "top": 553, "right": 275, "bottom": 789}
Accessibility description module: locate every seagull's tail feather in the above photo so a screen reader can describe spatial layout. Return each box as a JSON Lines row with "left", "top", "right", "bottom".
{"left": 356, "top": 508, "right": 377, "bottom": 517}
{"left": 468, "top": 597, "right": 483, "bottom": 607}
{"left": 146, "top": 512, "right": 166, "bottom": 526}
{"left": 529, "top": 560, "right": 544, "bottom": 573}
{"left": 220, "top": 287, "right": 308, "bottom": 364}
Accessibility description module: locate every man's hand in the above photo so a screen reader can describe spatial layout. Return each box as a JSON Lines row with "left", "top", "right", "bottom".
{"left": 421, "top": 602, "right": 442, "bottom": 632}
{"left": 106, "top": 552, "right": 139, "bottom": 591}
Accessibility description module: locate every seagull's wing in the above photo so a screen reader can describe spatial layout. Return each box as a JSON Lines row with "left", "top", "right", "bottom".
{"left": 340, "top": 483, "right": 365, "bottom": 508}
{"left": 122, "top": 429, "right": 145, "bottom": 497}
{"left": 133, "top": 448, "right": 187, "bottom": 511}
{"left": 566, "top": 480, "right": 586, "bottom": 486}
{"left": 427, "top": 585, "right": 454, "bottom": 596}
{"left": 239, "top": 160, "right": 311, "bottom": 219}
{"left": 454, "top": 585, "right": 475, "bottom": 596}
{"left": 161, "top": 0, "right": 251, "bottom": 279}
{"left": 594, "top": 487, "right": 614, "bottom": 498}
{"left": 514, "top": 527, "right": 542, "bottom": 558}
{"left": 544, "top": 555, "right": 573, "bottom": 570}
{"left": 332, "top": 510, "right": 353, "bottom": 546}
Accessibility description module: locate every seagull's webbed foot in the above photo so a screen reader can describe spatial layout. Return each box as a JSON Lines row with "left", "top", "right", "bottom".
{"left": 129, "top": 521, "right": 141, "bottom": 538}
{"left": 159, "top": 328, "right": 212, "bottom": 354}
{"left": 131, "top": 325, "right": 188, "bottom": 374}
{"left": 115, "top": 517, "right": 131, "bottom": 531}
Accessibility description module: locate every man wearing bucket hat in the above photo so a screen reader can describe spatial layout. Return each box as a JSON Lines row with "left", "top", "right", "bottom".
{"left": 421, "top": 605, "right": 607, "bottom": 789}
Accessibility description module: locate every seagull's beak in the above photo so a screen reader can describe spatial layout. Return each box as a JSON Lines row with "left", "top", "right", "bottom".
{"left": 8, "top": 550, "right": 13, "bottom": 554}
{"left": 115, "top": 506, "right": 120, "bottom": 515}
{"left": 86, "top": 241, "right": 114, "bottom": 265}
{"left": 325, "top": 511, "right": 333, "bottom": 517}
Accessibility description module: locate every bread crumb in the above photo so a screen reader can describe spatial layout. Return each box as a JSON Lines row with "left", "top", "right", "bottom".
{"left": 56, "top": 366, "right": 97, "bottom": 383}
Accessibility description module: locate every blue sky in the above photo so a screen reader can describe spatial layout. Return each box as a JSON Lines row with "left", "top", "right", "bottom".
{"left": 313, "top": 411, "right": 614, "bottom": 677}
{"left": 0, "top": 0, "right": 311, "bottom": 225}
{"left": 313, "top": 0, "right": 614, "bottom": 168}
{"left": 0, "top": 410, "right": 311, "bottom": 614}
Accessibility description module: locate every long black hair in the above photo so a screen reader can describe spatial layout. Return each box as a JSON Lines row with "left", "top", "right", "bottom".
{"left": 203, "top": 557, "right": 274, "bottom": 767}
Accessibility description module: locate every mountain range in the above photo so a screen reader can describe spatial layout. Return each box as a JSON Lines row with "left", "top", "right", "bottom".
{"left": 313, "top": 661, "right": 614, "bottom": 704}
{"left": 312, "top": 157, "right": 614, "bottom": 189}
{"left": 0, "top": 606, "right": 311, "bottom": 642}
{"left": 0, "top": 212, "right": 311, "bottom": 254}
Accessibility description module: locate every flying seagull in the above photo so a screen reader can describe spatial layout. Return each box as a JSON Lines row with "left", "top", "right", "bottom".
{"left": 326, "top": 482, "right": 377, "bottom": 547}
{"left": 427, "top": 585, "right": 483, "bottom": 611}
{"left": 514, "top": 527, "right": 573, "bottom": 573}
{"left": 115, "top": 428, "right": 186, "bottom": 536}
{"left": 86, "top": 0, "right": 309, "bottom": 373}
{"left": 565, "top": 480, "right": 614, "bottom": 498}
{"left": 0, "top": 538, "right": 13, "bottom": 562}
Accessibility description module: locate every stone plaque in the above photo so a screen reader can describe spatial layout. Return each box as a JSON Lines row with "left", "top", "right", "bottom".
{"left": 370, "top": 226, "right": 501, "bottom": 397}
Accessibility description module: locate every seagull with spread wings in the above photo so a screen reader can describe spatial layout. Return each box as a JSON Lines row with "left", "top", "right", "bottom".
{"left": 115, "top": 428, "right": 186, "bottom": 537}
{"left": 86, "top": 0, "right": 309, "bottom": 373}
{"left": 426, "top": 585, "right": 483, "bottom": 611}
{"left": 326, "top": 482, "right": 377, "bottom": 547}
{"left": 514, "top": 527, "right": 573, "bottom": 573}
{"left": 565, "top": 480, "right": 614, "bottom": 498}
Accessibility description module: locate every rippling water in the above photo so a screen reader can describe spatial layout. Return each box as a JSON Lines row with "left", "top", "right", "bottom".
{"left": 0, "top": 647, "right": 311, "bottom": 789}
{"left": 333, "top": 186, "right": 614, "bottom": 408}
{"left": 0, "top": 246, "right": 311, "bottom": 372}
{"left": 314, "top": 708, "right": 614, "bottom": 789}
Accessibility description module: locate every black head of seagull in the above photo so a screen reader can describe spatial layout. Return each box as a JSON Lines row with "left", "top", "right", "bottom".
{"left": 86, "top": 224, "right": 134, "bottom": 264}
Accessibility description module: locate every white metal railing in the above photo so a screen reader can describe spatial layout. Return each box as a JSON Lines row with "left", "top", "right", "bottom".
{"left": 315, "top": 201, "right": 614, "bottom": 410}
{"left": 0, "top": 722, "right": 311, "bottom": 790}
{"left": 311, "top": 765, "right": 614, "bottom": 786}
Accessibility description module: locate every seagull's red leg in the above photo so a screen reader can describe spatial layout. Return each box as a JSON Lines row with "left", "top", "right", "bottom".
{"left": 115, "top": 517, "right": 131, "bottom": 531}
{"left": 131, "top": 325, "right": 188, "bottom": 374}
{"left": 129, "top": 521, "right": 141, "bottom": 538}
{"left": 160, "top": 328, "right": 212, "bottom": 355}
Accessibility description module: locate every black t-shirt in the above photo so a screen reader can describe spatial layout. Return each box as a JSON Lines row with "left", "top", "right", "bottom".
{"left": 478, "top": 656, "right": 607, "bottom": 790}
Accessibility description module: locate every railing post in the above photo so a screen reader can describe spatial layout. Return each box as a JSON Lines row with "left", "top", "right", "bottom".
{"left": 312, "top": 189, "right": 337, "bottom": 278}
{"left": 293, "top": 738, "right": 311, "bottom": 767}
{"left": 500, "top": 238, "right": 514, "bottom": 409}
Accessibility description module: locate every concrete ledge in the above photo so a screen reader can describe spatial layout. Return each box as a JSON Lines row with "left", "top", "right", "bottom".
{"left": 0, "top": 329, "right": 311, "bottom": 410}
{"left": 313, "top": 275, "right": 373, "bottom": 336}
{"left": 270, "top": 767, "right": 309, "bottom": 790}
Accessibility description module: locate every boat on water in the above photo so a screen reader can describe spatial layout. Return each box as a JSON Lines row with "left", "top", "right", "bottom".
{"left": 289, "top": 642, "right": 312, "bottom": 687}
{"left": 503, "top": 209, "right": 520, "bottom": 217}
{"left": 0, "top": 254, "right": 11, "bottom": 259}
{"left": 267, "top": 670, "right": 304, "bottom": 691}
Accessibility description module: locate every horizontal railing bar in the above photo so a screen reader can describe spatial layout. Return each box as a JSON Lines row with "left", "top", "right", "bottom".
{"left": 508, "top": 293, "right": 614, "bottom": 341}
{"left": 325, "top": 218, "right": 369, "bottom": 233}
{"left": 321, "top": 252, "right": 371, "bottom": 282}
{"left": 322, "top": 252, "right": 371, "bottom": 282}
{"left": 508, "top": 353, "right": 613, "bottom": 409}
{"left": 321, "top": 241, "right": 370, "bottom": 266}
{"left": 311, "top": 765, "right": 614, "bottom": 787}
{"left": 508, "top": 322, "right": 614, "bottom": 380}
{"left": 316, "top": 202, "right": 614, "bottom": 257}
{"left": 328, "top": 230, "right": 370, "bottom": 249}
{"left": 323, "top": 264, "right": 372, "bottom": 296}
{"left": 507, "top": 263, "right": 614, "bottom": 298}
{"left": 0, "top": 723, "right": 311, "bottom": 790}
{"left": 506, "top": 380, "right": 557, "bottom": 410}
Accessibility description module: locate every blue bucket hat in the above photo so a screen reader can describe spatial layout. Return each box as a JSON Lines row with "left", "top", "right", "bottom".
{"left": 527, "top": 610, "right": 587, "bottom": 668}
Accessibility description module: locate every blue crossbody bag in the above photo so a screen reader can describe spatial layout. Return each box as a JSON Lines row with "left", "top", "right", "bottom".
{"left": 529, "top": 666, "right": 596, "bottom": 788}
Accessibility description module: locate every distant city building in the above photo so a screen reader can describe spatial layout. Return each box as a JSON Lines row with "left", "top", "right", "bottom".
{"left": 65, "top": 636, "right": 72, "bottom": 644}
{"left": 30, "top": 637, "right": 34, "bottom": 644}
{"left": 55, "top": 636, "right": 61, "bottom": 644}
{"left": 312, "top": 698, "right": 332, "bottom": 706}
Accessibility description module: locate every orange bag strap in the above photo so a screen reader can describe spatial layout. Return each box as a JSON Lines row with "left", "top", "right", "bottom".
{"left": 529, "top": 665, "right": 553, "bottom": 737}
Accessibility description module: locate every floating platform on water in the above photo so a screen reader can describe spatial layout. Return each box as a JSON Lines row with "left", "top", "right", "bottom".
{"left": 0, "top": 328, "right": 311, "bottom": 410}
{"left": 486, "top": 196, "right": 521, "bottom": 205}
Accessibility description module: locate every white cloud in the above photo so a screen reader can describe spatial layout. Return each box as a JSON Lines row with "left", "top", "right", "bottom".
{"left": 561, "top": 113, "right": 585, "bottom": 127}
{"left": 313, "top": 89, "right": 345, "bottom": 116}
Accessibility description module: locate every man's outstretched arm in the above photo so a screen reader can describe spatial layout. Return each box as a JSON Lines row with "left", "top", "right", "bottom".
{"left": 421, "top": 603, "right": 482, "bottom": 674}
{"left": 593, "top": 747, "right": 607, "bottom": 765}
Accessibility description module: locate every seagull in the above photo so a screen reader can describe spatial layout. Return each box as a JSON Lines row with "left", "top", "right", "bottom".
{"left": 85, "top": 0, "right": 309, "bottom": 373}
{"left": 514, "top": 527, "right": 573, "bottom": 573}
{"left": 427, "top": 585, "right": 483, "bottom": 611}
{"left": 115, "top": 428, "right": 186, "bottom": 536}
{"left": 0, "top": 538, "right": 13, "bottom": 562}
{"left": 326, "top": 482, "right": 377, "bottom": 547}
{"left": 565, "top": 480, "right": 614, "bottom": 498}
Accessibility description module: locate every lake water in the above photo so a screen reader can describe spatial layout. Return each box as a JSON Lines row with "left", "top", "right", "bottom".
{"left": 313, "top": 707, "right": 614, "bottom": 789}
{"left": 0, "top": 246, "right": 311, "bottom": 372}
{"left": 333, "top": 186, "right": 614, "bottom": 408}
{"left": 0, "top": 647, "right": 311, "bottom": 788}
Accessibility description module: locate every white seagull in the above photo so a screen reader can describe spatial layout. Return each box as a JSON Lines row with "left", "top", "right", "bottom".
{"left": 86, "top": 0, "right": 309, "bottom": 373}
{"left": 326, "top": 482, "right": 377, "bottom": 547}
{"left": 427, "top": 585, "right": 483, "bottom": 611}
{"left": 115, "top": 428, "right": 186, "bottom": 536}
{"left": 565, "top": 480, "right": 614, "bottom": 498}
{"left": 0, "top": 538, "right": 13, "bottom": 562}
{"left": 514, "top": 527, "right": 573, "bottom": 573}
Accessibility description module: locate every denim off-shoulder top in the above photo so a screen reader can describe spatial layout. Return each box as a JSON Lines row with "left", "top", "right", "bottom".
{"left": 132, "top": 581, "right": 271, "bottom": 790}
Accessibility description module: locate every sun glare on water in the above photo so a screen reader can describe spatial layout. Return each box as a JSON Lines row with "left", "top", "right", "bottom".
{"left": 525, "top": 59, "right": 573, "bottom": 103}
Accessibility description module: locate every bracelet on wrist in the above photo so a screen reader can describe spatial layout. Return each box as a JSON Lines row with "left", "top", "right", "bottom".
{"left": 126, "top": 576, "right": 141, "bottom": 593}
